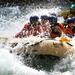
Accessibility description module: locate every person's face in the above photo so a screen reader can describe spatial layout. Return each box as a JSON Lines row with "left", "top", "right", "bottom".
{"left": 41, "top": 19, "right": 48, "bottom": 24}
{"left": 32, "top": 21, "right": 39, "bottom": 27}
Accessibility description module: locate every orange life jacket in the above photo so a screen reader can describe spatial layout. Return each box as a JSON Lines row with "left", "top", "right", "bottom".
{"left": 58, "top": 23, "right": 65, "bottom": 32}
{"left": 65, "top": 27, "right": 73, "bottom": 35}
{"left": 50, "top": 32, "right": 60, "bottom": 38}
{"left": 50, "top": 25, "right": 62, "bottom": 38}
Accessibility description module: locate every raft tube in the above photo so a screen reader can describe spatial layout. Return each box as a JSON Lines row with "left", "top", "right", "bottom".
{"left": 7, "top": 36, "right": 73, "bottom": 57}
{"left": 26, "top": 39, "right": 72, "bottom": 57}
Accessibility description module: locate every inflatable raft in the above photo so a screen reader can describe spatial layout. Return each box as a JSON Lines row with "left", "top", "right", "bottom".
{"left": 7, "top": 36, "right": 74, "bottom": 57}
{"left": 28, "top": 40, "right": 73, "bottom": 57}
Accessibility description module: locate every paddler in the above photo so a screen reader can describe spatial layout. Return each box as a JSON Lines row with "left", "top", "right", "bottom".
{"left": 65, "top": 18, "right": 75, "bottom": 38}
{"left": 15, "top": 16, "right": 40, "bottom": 38}
{"left": 48, "top": 16, "right": 65, "bottom": 38}
{"left": 39, "top": 15, "right": 50, "bottom": 37}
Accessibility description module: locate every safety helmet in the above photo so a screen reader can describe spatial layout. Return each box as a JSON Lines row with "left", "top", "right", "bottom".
{"left": 40, "top": 15, "right": 48, "bottom": 20}
{"left": 30, "top": 16, "right": 39, "bottom": 24}
{"left": 50, "top": 13, "right": 57, "bottom": 16}
{"left": 48, "top": 16, "right": 57, "bottom": 24}
{"left": 67, "top": 18, "right": 74, "bottom": 24}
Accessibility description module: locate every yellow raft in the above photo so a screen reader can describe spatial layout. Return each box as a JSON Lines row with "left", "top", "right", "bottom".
{"left": 27, "top": 38, "right": 73, "bottom": 57}
{"left": 7, "top": 36, "right": 74, "bottom": 57}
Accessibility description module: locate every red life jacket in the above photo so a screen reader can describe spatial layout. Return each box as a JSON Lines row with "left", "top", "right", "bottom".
{"left": 65, "top": 27, "right": 73, "bottom": 35}
{"left": 50, "top": 33, "right": 59, "bottom": 38}
{"left": 50, "top": 25, "right": 62, "bottom": 38}
{"left": 15, "top": 23, "right": 30, "bottom": 38}
{"left": 58, "top": 23, "right": 65, "bottom": 32}
{"left": 21, "top": 23, "right": 30, "bottom": 31}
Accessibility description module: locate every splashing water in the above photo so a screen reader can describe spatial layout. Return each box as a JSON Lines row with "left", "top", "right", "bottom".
{"left": 0, "top": 6, "right": 23, "bottom": 37}
{"left": 0, "top": 5, "right": 60, "bottom": 75}
{"left": 0, "top": 48, "right": 48, "bottom": 75}
{"left": 1, "top": 43, "right": 75, "bottom": 75}
{"left": 0, "top": 6, "right": 62, "bottom": 37}
{"left": 0, "top": 3, "right": 75, "bottom": 75}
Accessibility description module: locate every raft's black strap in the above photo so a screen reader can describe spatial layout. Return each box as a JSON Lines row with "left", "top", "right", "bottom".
{"left": 30, "top": 40, "right": 43, "bottom": 46}
{"left": 66, "top": 42, "right": 73, "bottom": 46}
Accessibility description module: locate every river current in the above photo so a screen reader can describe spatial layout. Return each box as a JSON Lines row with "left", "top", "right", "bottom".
{"left": 0, "top": 3, "right": 75, "bottom": 75}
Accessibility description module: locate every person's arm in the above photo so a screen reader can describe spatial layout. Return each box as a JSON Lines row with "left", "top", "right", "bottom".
{"left": 15, "top": 23, "right": 30, "bottom": 38}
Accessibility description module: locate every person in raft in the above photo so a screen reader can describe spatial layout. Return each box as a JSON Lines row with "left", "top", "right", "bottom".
{"left": 15, "top": 16, "right": 40, "bottom": 38}
{"left": 65, "top": 18, "right": 75, "bottom": 38}
{"left": 15, "top": 15, "right": 65, "bottom": 38}
{"left": 39, "top": 15, "right": 50, "bottom": 37}
{"left": 48, "top": 15, "right": 65, "bottom": 38}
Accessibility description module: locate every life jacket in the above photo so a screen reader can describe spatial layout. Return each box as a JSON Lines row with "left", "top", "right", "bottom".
{"left": 21, "top": 23, "right": 30, "bottom": 31}
{"left": 50, "top": 24, "right": 62, "bottom": 38}
{"left": 15, "top": 23, "right": 30, "bottom": 38}
{"left": 50, "top": 32, "right": 60, "bottom": 38}
{"left": 58, "top": 23, "right": 65, "bottom": 32}
{"left": 65, "top": 26, "right": 74, "bottom": 35}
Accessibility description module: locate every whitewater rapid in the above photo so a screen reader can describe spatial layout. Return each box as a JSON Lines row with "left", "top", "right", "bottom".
{"left": 0, "top": 5, "right": 75, "bottom": 75}
{"left": 0, "top": 47, "right": 48, "bottom": 75}
{"left": 0, "top": 43, "right": 75, "bottom": 75}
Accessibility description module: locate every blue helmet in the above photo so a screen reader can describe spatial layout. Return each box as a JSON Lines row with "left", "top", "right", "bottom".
{"left": 40, "top": 15, "right": 48, "bottom": 20}
{"left": 48, "top": 16, "right": 57, "bottom": 24}
{"left": 30, "top": 16, "right": 39, "bottom": 24}
{"left": 67, "top": 18, "right": 74, "bottom": 24}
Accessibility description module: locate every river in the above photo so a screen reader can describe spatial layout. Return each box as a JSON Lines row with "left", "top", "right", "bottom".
{"left": 0, "top": 2, "right": 75, "bottom": 75}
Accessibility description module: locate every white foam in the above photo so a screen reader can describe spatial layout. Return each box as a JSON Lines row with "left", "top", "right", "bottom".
{"left": 0, "top": 48, "right": 47, "bottom": 75}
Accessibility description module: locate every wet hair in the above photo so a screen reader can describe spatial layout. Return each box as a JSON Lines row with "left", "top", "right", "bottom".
{"left": 50, "top": 13, "right": 57, "bottom": 16}
{"left": 30, "top": 16, "right": 39, "bottom": 24}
